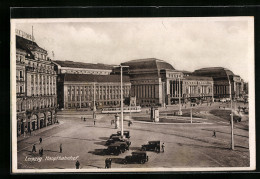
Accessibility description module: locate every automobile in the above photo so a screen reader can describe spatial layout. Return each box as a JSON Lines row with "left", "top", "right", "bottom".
{"left": 123, "top": 151, "right": 149, "bottom": 164}
{"left": 233, "top": 115, "right": 242, "bottom": 122}
{"left": 117, "top": 131, "right": 130, "bottom": 138}
{"left": 114, "top": 141, "right": 129, "bottom": 152}
{"left": 109, "top": 131, "right": 131, "bottom": 139}
{"left": 141, "top": 140, "right": 160, "bottom": 153}
{"left": 106, "top": 136, "right": 131, "bottom": 146}
{"left": 105, "top": 143, "right": 124, "bottom": 155}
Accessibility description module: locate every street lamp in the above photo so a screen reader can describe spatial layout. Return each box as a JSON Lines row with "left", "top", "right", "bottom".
{"left": 113, "top": 65, "right": 129, "bottom": 138}
{"left": 227, "top": 75, "right": 234, "bottom": 150}
{"left": 93, "top": 82, "right": 96, "bottom": 119}
{"left": 178, "top": 76, "right": 182, "bottom": 115}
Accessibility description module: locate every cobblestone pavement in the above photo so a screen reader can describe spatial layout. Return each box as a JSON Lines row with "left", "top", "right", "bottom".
{"left": 16, "top": 102, "right": 250, "bottom": 170}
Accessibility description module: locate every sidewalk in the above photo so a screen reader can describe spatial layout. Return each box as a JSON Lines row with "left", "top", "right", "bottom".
{"left": 17, "top": 121, "right": 64, "bottom": 142}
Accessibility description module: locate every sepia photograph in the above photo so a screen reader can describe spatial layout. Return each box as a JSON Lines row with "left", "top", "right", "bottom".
{"left": 10, "top": 17, "right": 255, "bottom": 173}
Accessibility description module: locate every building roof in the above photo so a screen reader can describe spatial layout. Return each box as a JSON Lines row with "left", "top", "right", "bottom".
{"left": 193, "top": 67, "right": 235, "bottom": 80}
{"left": 54, "top": 60, "right": 113, "bottom": 70}
{"left": 62, "top": 74, "right": 130, "bottom": 83}
{"left": 16, "top": 35, "right": 35, "bottom": 59}
{"left": 16, "top": 35, "right": 47, "bottom": 59}
{"left": 184, "top": 75, "right": 213, "bottom": 81}
{"left": 121, "top": 58, "right": 175, "bottom": 71}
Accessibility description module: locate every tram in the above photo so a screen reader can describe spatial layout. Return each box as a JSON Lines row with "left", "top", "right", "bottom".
{"left": 101, "top": 106, "right": 141, "bottom": 114}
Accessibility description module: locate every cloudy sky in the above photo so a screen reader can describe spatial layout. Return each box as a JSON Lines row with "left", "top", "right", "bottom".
{"left": 15, "top": 17, "right": 254, "bottom": 82}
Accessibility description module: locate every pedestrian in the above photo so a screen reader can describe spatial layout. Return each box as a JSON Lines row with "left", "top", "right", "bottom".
{"left": 109, "top": 158, "right": 112, "bottom": 168}
{"left": 39, "top": 137, "right": 42, "bottom": 144}
{"left": 105, "top": 158, "right": 109, "bottom": 168}
{"left": 39, "top": 147, "right": 43, "bottom": 156}
{"left": 84, "top": 117, "right": 86, "bottom": 121}
{"left": 60, "top": 143, "right": 62, "bottom": 153}
{"left": 128, "top": 121, "right": 131, "bottom": 127}
{"left": 32, "top": 144, "right": 36, "bottom": 152}
{"left": 161, "top": 143, "right": 165, "bottom": 153}
{"left": 94, "top": 119, "right": 96, "bottom": 126}
{"left": 212, "top": 130, "right": 216, "bottom": 137}
{"left": 75, "top": 160, "right": 80, "bottom": 169}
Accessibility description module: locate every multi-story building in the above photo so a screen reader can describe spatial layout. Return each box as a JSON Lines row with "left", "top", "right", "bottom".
{"left": 16, "top": 29, "right": 57, "bottom": 137}
{"left": 57, "top": 74, "right": 131, "bottom": 109}
{"left": 115, "top": 58, "right": 214, "bottom": 106}
{"left": 53, "top": 60, "right": 130, "bottom": 109}
{"left": 53, "top": 60, "right": 113, "bottom": 75}
{"left": 182, "top": 76, "right": 214, "bottom": 103}
{"left": 193, "top": 67, "right": 244, "bottom": 99}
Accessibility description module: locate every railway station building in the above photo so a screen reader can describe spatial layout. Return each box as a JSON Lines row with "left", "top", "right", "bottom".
{"left": 193, "top": 67, "right": 245, "bottom": 99}
{"left": 116, "top": 58, "right": 214, "bottom": 106}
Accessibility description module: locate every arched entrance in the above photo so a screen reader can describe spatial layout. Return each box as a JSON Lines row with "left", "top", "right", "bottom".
{"left": 30, "top": 114, "right": 38, "bottom": 131}
{"left": 38, "top": 113, "right": 45, "bottom": 129}
{"left": 46, "top": 111, "right": 52, "bottom": 126}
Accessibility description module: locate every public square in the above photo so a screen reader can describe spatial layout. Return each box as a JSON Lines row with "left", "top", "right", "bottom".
{"left": 17, "top": 102, "right": 250, "bottom": 170}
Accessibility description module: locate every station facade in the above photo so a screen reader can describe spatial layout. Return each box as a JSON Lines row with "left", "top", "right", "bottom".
{"left": 193, "top": 67, "right": 245, "bottom": 99}
{"left": 16, "top": 29, "right": 57, "bottom": 137}
{"left": 118, "top": 58, "right": 214, "bottom": 106}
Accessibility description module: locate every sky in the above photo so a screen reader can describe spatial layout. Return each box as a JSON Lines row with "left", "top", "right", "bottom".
{"left": 15, "top": 17, "right": 254, "bottom": 82}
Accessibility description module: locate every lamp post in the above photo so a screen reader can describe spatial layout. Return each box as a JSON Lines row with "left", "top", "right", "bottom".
{"left": 114, "top": 65, "right": 129, "bottom": 138}
{"left": 178, "top": 76, "right": 182, "bottom": 115}
{"left": 228, "top": 76, "right": 234, "bottom": 150}
{"left": 93, "top": 82, "right": 96, "bottom": 119}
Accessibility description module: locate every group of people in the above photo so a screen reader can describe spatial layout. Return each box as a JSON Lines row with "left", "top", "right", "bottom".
{"left": 105, "top": 158, "right": 112, "bottom": 168}
{"left": 31, "top": 137, "right": 63, "bottom": 156}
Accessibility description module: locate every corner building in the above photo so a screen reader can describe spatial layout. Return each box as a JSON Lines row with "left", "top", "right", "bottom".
{"left": 16, "top": 29, "right": 57, "bottom": 137}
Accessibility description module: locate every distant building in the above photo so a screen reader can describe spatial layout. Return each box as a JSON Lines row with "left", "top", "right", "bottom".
{"left": 193, "top": 67, "right": 244, "bottom": 99}
{"left": 113, "top": 58, "right": 214, "bottom": 106}
{"left": 53, "top": 60, "right": 113, "bottom": 75}
{"left": 119, "top": 58, "right": 175, "bottom": 106}
{"left": 182, "top": 76, "right": 214, "bottom": 103}
{"left": 57, "top": 74, "right": 131, "bottom": 109}
{"left": 16, "top": 29, "right": 57, "bottom": 137}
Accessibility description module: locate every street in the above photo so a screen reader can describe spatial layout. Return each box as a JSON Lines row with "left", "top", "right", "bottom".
{"left": 17, "top": 102, "right": 250, "bottom": 169}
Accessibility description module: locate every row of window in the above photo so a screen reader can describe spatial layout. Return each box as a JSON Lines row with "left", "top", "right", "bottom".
{"left": 67, "top": 100, "right": 121, "bottom": 108}
{"left": 62, "top": 69, "right": 110, "bottom": 75}
{"left": 31, "top": 86, "right": 56, "bottom": 96}
{"left": 67, "top": 93, "right": 128, "bottom": 102}
{"left": 168, "top": 74, "right": 182, "bottom": 78}
{"left": 16, "top": 98, "right": 56, "bottom": 112}
{"left": 31, "top": 74, "right": 56, "bottom": 85}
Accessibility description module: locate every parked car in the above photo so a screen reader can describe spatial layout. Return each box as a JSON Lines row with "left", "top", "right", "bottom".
{"left": 123, "top": 151, "right": 149, "bottom": 164}
{"left": 106, "top": 136, "right": 131, "bottom": 146}
{"left": 141, "top": 140, "right": 160, "bottom": 153}
{"left": 109, "top": 131, "right": 131, "bottom": 139}
{"left": 105, "top": 143, "right": 124, "bottom": 155}
{"left": 117, "top": 131, "right": 130, "bottom": 138}
{"left": 114, "top": 141, "right": 129, "bottom": 152}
